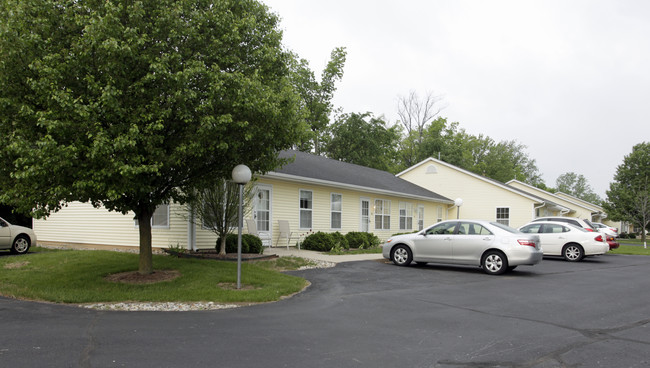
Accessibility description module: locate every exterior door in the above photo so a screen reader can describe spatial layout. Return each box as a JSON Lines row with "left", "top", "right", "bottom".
{"left": 360, "top": 198, "right": 370, "bottom": 232}
{"left": 253, "top": 185, "right": 272, "bottom": 245}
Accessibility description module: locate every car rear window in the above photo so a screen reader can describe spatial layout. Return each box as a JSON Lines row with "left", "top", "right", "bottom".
{"left": 489, "top": 222, "right": 521, "bottom": 234}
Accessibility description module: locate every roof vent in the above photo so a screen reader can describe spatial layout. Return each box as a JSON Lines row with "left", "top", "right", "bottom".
{"left": 426, "top": 165, "right": 437, "bottom": 174}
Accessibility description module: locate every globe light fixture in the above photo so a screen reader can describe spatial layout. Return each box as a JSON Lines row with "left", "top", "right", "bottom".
{"left": 231, "top": 164, "right": 251, "bottom": 289}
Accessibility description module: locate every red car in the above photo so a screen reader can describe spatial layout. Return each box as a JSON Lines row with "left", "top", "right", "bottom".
{"left": 606, "top": 236, "right": 620, "bottom": 250}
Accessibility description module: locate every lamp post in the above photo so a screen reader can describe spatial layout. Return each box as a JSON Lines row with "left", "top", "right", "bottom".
{"left": 454, "top": 198, "right": 463, "bottom": 219}
{"left": 232, "top": 164, "right": 252, "bottom": 289}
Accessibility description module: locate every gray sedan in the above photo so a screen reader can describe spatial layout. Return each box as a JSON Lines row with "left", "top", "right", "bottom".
{"left": 382, "top": 220, "right": 543, "bottom": 275}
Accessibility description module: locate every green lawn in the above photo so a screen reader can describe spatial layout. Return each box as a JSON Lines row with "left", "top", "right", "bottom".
{"left": 0, "top": 248, "right": 309, "bottom": 304}
{"left": 610, "top": 244, "right": 650, "bottom": 256}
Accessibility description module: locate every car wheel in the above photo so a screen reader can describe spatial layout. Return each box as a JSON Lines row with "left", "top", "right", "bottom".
{"left": 563, "top": 243, "right": 584, "bottom": 262}
{"left": 11, "top": 235, "right": 31, "bottom": 255}
{"left": 482, "top": 250, "right": 508, "bottom": 275}
{"left": 391, "top": 245, "right": 412, "bottom": 266}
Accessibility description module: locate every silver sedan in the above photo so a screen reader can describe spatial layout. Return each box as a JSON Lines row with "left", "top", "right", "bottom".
{"left": 0, "top": 217, "right": 37, "bottom": 254}
{"left": 382, "top": 220, "right": 543, "bottom": 275}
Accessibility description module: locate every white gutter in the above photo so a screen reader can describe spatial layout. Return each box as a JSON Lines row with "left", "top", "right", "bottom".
{"left": 533, "top": 201, "right": 545, "bottom": 218}
{"left": 263, "top": 172, "right": 455, "bottom": 204}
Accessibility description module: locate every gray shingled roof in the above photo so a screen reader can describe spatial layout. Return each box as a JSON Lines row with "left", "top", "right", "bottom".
{"left": 268, "top": 150, "right": 452, "bottom": 203}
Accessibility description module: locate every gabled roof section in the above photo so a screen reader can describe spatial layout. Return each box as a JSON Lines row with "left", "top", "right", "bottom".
{"left": 398, "top": 157, "right": 550, "bottom": 204}
{"left": 266, "top": 150, "right": 453, "bottom": 203}
{"left": 506, "top": 180, "right": 601, "bottom": 213}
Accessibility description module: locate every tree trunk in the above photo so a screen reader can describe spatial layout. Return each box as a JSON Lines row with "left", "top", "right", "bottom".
{"left": 137, "top": 210, "right": 154, "bottom": 275}
{"left": 218, "top": 236, "right": 227, "bottom": 257}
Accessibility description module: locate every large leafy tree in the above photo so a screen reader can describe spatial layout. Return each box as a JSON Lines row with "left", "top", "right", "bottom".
{"left": 555, "top": 172, "right": 602, "bottom": 204}
{"left": 290, "top": 47, "right": 347, "bottom": 154}
{"left": 323, "top": 112, "right": 401, "bottom": 172}
{"left": 0, "top": 0, "right": 302, "bottom": 274}
{"left": 604, "top": 142, "right": 650, "bottom": 244}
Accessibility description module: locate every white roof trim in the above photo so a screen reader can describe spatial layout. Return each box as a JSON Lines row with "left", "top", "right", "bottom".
{"left": 263, "top": 171, "right": 455, "bottom": 204}
{"left": 507, "top": 180, "right": 602, "bottom": 213}
{"left": 397, "top": 158, "right": 545, "bottom": 204}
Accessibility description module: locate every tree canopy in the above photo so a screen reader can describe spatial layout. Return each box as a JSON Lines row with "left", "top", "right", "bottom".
{"left": 0, "top": 0, "right": 303, "bottom": 273}
{"left": 604, "top": 142, "right": 650, "bottom": 242}
{"left": 323, "top": 112, "right": 401, "bottom": 172}
{"left": 555, "top": 172, "right": 602, "bottom": 204}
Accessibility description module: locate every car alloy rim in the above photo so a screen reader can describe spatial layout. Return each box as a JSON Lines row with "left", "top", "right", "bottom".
{"left": 485, "top": 254, "right": 502, "bottom": 272}
{"left": 394, "top": 248, "right": 408, "bottom": 264}
{"left": 15, "top": 238, "right": 29, "bottom": 252}
{"left": 566, "top": 246, "right": 580, "bottom": 260}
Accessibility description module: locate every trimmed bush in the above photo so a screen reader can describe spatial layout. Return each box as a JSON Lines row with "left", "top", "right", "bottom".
{"left": 345, "top": 231, "right": 382, "bottom": 249}
{"left": 216, "top": 233, "right": 264, "bottom": 254}
{"left": 302, "top": 232, "right": 335, "bottom": 252}
{"left": 331, "top": 231, "right": 349, "bottom": 249}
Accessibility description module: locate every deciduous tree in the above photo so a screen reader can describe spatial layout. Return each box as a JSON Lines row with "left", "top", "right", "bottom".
{"left": 604, "top": 142, "right": 650, "bottom": 244}
{"left": 555, "top": 172, "right": 601, "bottom": 204}
{"left": 0, "top": 0, "right": 302, "bottom": 274}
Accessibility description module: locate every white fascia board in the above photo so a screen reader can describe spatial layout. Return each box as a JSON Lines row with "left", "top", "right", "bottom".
{"left": 263, "top": 172, "right": 455, "bottom": 204}
{"left": 399, "top": 158, "right": 544, "bottom": 204}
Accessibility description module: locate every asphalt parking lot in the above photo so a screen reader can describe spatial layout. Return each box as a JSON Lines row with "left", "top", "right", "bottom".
{"left": 2, "top": 253, "right": 650, "bottom": 368}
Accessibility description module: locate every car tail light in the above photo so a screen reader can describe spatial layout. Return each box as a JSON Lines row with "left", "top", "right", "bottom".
{"left": 518, "top": 239, "right": 537, "bottom": 247}
{"left": 594, "top": 235, "right": 604, "bottom": 242}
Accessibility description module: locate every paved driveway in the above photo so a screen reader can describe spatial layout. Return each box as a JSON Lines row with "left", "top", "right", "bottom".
{"left": 2, "top": 254, "right": 650, "bottom": 367}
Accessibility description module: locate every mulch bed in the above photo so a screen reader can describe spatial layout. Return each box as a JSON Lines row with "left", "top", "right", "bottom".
{"left": 162, "top": 248, "right": 278, "bottom": 262}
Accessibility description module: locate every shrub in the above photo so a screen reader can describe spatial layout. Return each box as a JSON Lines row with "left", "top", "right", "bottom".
{"left": 331, "top": 231, "right": 349, "bottom": 249}
{"left": 302, "top": 232, "right": 335, "bottom": 252}
{"left": 216, "top": 233, "right": 264, "bottom": 254}
{"left": 346, "top": 232, "right": 382, "bottom": 249}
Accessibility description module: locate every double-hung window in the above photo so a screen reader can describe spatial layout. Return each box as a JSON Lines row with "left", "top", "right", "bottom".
{"left": 417, "top": 205, "right": 425, "bottom": 231}
{"left": 399, "top": 202, "right": 413, "bottom": 230}
{"left": 496, "top": 207, "right": 510, "bottom": 226}
{"left": 374, "top": 199, "right": 391, "bottom": 230}
{"left": 299, "top": 190, "right": 313, "bottom": 229}
{"left": 331, "top": 193, "right": 342, "bottom": 229}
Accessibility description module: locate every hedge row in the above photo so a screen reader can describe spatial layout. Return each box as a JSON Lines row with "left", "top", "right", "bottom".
{"left": 301, "top": 231, "right": 381, "bottom": 252}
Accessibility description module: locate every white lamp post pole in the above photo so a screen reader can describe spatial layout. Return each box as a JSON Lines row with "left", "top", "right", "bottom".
{"left": 454, "top": 198, "right": 463, "bottom": 219}
{"left": 231, "top": 164, "right": 252, "bottom": 290}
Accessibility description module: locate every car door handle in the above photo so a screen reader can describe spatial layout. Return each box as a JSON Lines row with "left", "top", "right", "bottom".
{"left": 483, "top": 237, "right": 491, "bottom": 241}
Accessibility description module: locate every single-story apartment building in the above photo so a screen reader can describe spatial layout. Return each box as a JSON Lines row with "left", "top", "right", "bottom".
{"left": 34, "top": 150, "right": 453, "bottom": 250}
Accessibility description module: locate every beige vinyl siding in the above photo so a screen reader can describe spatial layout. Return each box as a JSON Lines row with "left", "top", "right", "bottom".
{"left": 399, "top": 161, "right": 539, "bottom": 228}
{"left": 34, "top": 201, "right": 189, "bottom": 249}
{"left": 254, "top": 177, "right": 446, "bottom": 243}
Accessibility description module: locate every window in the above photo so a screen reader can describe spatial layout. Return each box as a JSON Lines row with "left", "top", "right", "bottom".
{"left": 135, "top": 204, "right": 169, "bottom": 228}
{"left": 417, "top": 205, "right": 425, "bottom": 231}
{"left": 299, "top": 190, "right": 313, "bottom": 229}
{"left": 399, "top": 202, "right": 413, "bottom": 230}
{"left": 436, "top": 206, "right": 443, "bottom": 222}
{"left": 496, "top": 207, "right": 510, "bottom": 226}
{"left": 374, "top": 199, "right": 391, "bottom": 230}
{"left": 331, "top": 193, "right": 342, "bottom": 229}
{"left": 457, "top": 222, "right": 492, "bottom": 235}
{"left": 426, "top": 221, "right": 457, "bottom": 235}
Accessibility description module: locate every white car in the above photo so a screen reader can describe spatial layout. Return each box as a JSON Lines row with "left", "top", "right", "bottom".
{"left": 519, "top": 221, "right": 609, "bottom": 262}
{"left": 0, "top": 217, "right": 37, "bottom": 254}
{"left": 592, "top": 222, "right": 618, "bottom": 238}
{"left": 382, "top": 220, "right": 543, "bottom": 275}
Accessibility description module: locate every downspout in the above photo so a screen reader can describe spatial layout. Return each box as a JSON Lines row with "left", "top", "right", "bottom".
{"left": 187, "top": 205, "right": 197, "bottom": 251}
{"left": 533, "top": 202, "right": 545, "bottom": 219}
{"left": 560, "top": 208, "right": 569, "bottom": 216}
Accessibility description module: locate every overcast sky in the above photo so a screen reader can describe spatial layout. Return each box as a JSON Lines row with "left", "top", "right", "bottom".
{"left": 262, "top": 0, "right": 649, "bottom": 199}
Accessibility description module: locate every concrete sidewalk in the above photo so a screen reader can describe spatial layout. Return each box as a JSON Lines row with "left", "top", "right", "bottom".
{"left": 263, "top": 246, "right": 384, "bottom": 263}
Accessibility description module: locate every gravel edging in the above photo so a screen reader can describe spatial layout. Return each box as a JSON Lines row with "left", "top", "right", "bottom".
{"left": 79, "top": 261, "right": 334, "bottom": 311}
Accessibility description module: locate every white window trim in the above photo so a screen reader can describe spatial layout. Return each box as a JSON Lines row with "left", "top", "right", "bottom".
{"left": 299, "top": 189, "right": 313, "bottom": 230}
{"left": 399, "top": 202, "right": 413, "bottom": 231}
{"left": 330, "top": 193, "right": 342, "bottom": 230}
{"left": 374, "top": 199, "right": 391, "bottom": 230}
{"left": 496, "top": 206, "right": 510, "bottom": 226}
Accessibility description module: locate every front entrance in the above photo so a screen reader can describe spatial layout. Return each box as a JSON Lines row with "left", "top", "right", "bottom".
{"left": 253, "top": 185, "right": 272, "bottom": 245}
{"left": 360, "top": 198, "right": 370, "bottom": 232}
